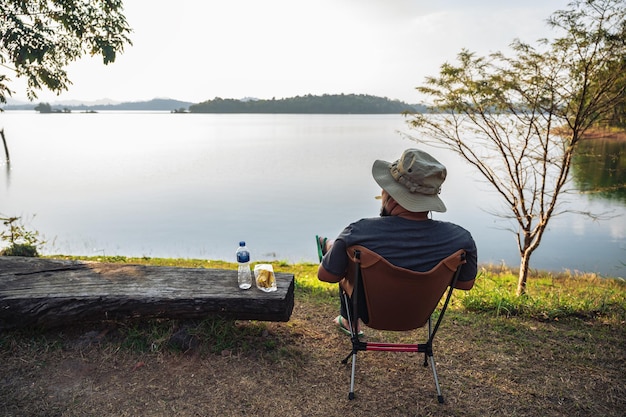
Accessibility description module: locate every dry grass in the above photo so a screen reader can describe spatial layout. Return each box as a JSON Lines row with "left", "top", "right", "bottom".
{"left": 1, "top": 294, "right": 624, "bottom": 417}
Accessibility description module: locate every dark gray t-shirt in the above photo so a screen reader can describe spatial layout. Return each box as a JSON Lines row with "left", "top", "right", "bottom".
{"left": 322, "top": 216, "right": 477, "bottom": 283}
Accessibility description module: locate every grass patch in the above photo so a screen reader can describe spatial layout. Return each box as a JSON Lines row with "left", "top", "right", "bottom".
{"left": 456, "top": 269, "right": 626, "bottom": 322}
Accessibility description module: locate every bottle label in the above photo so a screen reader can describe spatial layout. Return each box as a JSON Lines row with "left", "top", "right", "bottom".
{"left": 237, "top": 251, "right": 250, "bottom": 263}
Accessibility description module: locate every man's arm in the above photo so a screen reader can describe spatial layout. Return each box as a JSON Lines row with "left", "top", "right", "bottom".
{"left": 317, "top": 238, "right": 348, "bottom": 284}
{"left": 317, "top": 264, "right": 342, "bottom": 283}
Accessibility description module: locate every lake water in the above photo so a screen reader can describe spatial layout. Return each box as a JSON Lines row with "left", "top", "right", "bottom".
{"left": 1, "top": 111, "right": 624, "bottom": 278}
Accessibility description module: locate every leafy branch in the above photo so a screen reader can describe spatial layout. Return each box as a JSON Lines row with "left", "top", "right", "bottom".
{"left": 0, "top": 215, "right": 45, "bottom": 257}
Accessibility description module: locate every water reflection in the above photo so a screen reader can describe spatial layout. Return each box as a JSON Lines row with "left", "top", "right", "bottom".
{"left": 1, "top": 127, "right": 10, "bottom": 189}
{"left": 572, "top": 139, "right": 626, "bottom": 205}
{"left": 2, "top": 161, "right": 8, "bottom": 189}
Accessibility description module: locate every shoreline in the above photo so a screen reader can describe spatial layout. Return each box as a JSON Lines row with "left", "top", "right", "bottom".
{"left": 41, "top": 254, "right": 625, "bottom": 280}
{"left": 581, "top": 126, "right": 626, "bottom": 141}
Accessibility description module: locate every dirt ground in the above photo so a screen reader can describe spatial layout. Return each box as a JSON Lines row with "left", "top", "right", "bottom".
{"left": 1, "top": 297, "right": 625, "bottom": 417}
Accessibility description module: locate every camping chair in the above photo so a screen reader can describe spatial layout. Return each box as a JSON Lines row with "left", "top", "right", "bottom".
{"left": 341, "top": 245, "right": 466, "bottom": 404}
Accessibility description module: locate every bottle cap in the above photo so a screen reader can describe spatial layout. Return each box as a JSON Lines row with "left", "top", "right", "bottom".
{"left": 239, "top": 241, "right": 245, "bottom": 246}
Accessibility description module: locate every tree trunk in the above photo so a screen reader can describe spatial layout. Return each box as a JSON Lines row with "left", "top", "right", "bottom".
{"left": 516, "top": 251, "right": 531, "bottom": 296}
{"left": 1, "top": 128, "right": 10, "bottom": 163}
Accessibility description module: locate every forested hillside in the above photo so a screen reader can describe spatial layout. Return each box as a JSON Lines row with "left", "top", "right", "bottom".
{"left": 189, "top": 94, "right": 424, "bottom": 114}
{"left": 4, "top": 94, "right": 426, "bottom": 114}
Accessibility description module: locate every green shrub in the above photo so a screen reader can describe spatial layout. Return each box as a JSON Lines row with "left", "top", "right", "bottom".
{"left": 0, "top": 215, "right": 45, "bottom": 257}
{"left": 0, "top": 243, "right": 39, "bottom": 257}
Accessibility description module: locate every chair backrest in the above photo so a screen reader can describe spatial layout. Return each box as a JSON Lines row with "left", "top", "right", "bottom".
{"left": 347, "top": 245, "right": 466, "bottom": 331}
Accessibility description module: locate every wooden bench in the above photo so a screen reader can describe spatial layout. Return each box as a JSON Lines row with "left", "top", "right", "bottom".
{"left": 0, "top": 256, "right": 295, "bottom": 330}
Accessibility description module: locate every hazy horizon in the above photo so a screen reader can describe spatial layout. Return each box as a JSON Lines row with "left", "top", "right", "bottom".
{"left": 8, "top": 0, "right": 572, "bottom": 105}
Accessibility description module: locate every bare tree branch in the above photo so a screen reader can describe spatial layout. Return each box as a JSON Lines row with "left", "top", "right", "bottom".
{"left": 406, "top": 0, "right": 626, "bottom": 295}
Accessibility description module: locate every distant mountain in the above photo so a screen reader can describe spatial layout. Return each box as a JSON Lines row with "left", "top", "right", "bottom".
{"left": 2, "top": 95, "right": 429, "bottom": 113}
{"left": 2, "top": 98, "right": 193, "bottom": 112}
{"left": 47, "top": 98, "right": 122, "bottom": 106}
{"left": 96, "top": 98, "right": 193, "bottom": 111}
{"left": 5, "top": 97, "right": 30, "bottom": 106}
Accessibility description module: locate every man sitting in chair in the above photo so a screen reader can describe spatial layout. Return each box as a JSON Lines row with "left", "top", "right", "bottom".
{"left": 317, "top": 148, "right": 478, "bottom": 335}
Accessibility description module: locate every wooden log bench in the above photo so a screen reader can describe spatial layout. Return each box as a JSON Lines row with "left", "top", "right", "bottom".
{"left": 0, "top": 256, "right": 295, "bottom": 330}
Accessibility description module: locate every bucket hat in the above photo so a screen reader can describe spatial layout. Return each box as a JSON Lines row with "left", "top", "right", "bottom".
{"left": 372, "top": 148, "right": 447, "bottom": 212}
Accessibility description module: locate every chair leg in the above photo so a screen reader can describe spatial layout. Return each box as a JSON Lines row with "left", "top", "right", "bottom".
{"left": 427, "top": 353, "right": 444, "bottom": 404}
{"left": 340, "top": 289, "right": 358, "bottom": 399}
{"left": 349, "top": 352, "right": 357, "bottom": 400}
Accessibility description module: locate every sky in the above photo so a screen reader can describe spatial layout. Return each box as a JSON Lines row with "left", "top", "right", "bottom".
{"left": 10, "top": 0, "right": 573, "bottom": 105}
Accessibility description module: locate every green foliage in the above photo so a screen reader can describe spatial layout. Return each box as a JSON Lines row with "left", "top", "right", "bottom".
{"left": 0, "top": 0, "right": 132, "bottom": 103}
{"left": 189, "top": 94, "right": 419, "bottom": 114}
{"left": 33, "top": 102, "right": 52, "bottom": 113}
{"left": 31, "top": 102, "right": 72, "bottom": 113}
{"left": 597, "top": 58, "right": 626, "bottom": 128}
{"left": 408, "top": 0, "right": 626, "bottom": 296}
{"left": 1, "top": 243, "right": 38, "bottom": 257}
{"left": 572, "top": 138, "right": 626, "bottom": 203}
{"left": 546, "top": 0, "right": 626, "bottom": 131}
{"left": 0, "top": 215, "right": 45, "bottom": 257}
{"left": 456, "top": 270, "right": 626, "bottom": 321}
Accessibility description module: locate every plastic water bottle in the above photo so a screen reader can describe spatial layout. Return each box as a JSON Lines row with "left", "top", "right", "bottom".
{"left": 236, "top": 241, "right": 252, "bottom": 289}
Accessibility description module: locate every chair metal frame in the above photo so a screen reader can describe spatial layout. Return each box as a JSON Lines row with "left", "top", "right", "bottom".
{"left": 341, "top": 246, "right": 466, "bottom": 404}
